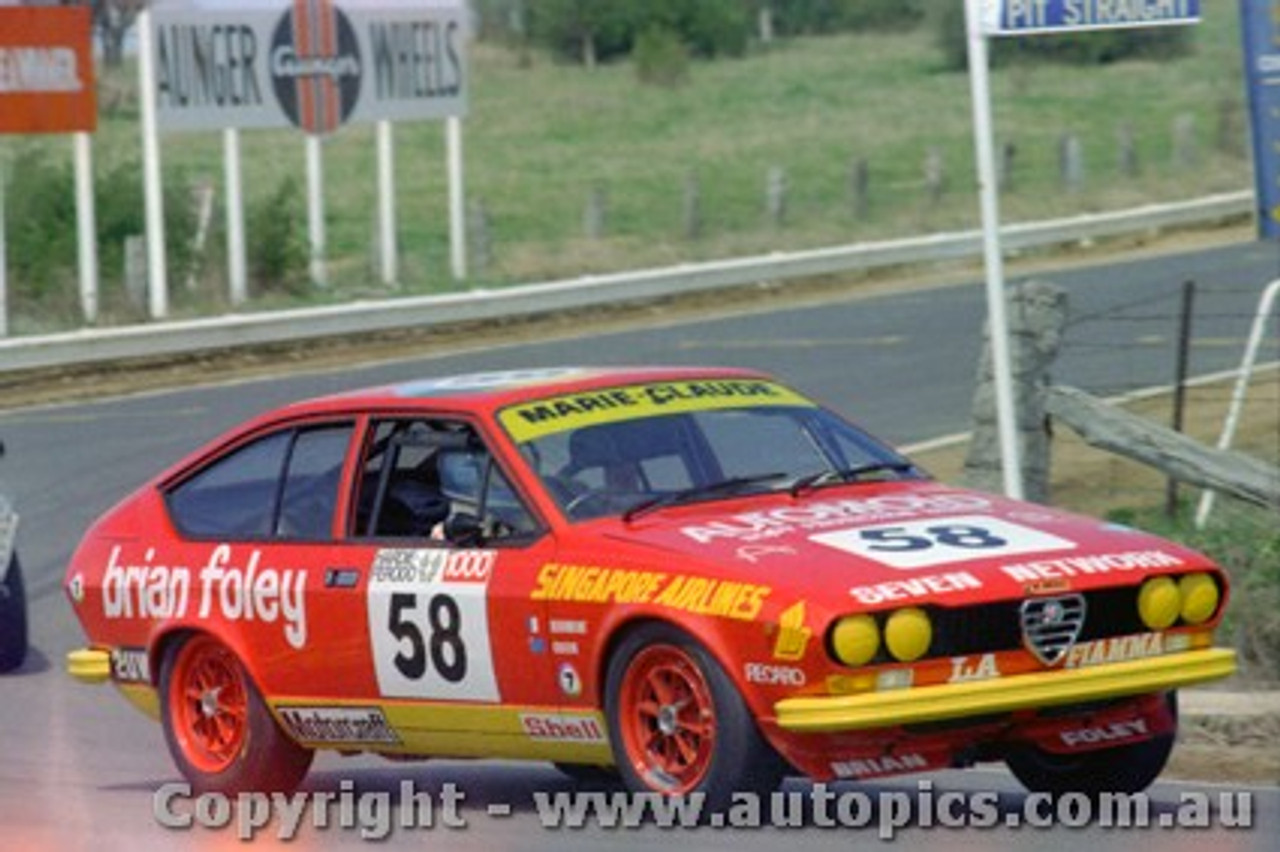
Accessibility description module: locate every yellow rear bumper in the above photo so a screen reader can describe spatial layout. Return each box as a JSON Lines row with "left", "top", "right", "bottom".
{"left": 774, "top": 648, "right": 1237, "bottom": 733}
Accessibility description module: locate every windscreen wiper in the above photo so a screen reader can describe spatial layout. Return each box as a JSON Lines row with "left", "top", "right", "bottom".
{"left": 623, "top": 472, "right": 789, "bottom": 523}
{"left": 789, "top": 462, "right": 917, "bottom": 498}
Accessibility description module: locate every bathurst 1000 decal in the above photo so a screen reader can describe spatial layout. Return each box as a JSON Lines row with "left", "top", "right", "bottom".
{"left": 367, "top": 548, "right": 500, "bottom": 702}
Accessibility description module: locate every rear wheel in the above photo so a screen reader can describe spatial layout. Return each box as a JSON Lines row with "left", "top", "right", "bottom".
{"left": 0, "top": 554, "right": 28, "bottom": 674}
{"left": 1006, "top": 695, "right": 1177, "bottom": 796}
{"left": 160, "top": 634, "right": 312, "bottom": 794}
{"left": 604, "top": 623, "right": 785, "bottom": 812}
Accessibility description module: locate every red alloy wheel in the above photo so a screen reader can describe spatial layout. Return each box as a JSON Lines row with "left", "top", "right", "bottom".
{"left": 616, "top": 643, "right": 718, "bottom": 793}
{"left": 167, "top": 635, "right": 250, "bottom": 775}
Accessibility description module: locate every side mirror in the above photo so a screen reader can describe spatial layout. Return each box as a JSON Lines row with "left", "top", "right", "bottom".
{"left": 444, "top": 513, "right": 484, "bottom": 547}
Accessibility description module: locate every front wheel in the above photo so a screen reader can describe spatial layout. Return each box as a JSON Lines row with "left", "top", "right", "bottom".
{"left": 160, "top": 634, "right": 313, "bottom": 794}
{"left": 1006, "top": 696, "right": 1177, "bottom": 796}
{"left": 0, "top": 553, "right": 28, "bottom": 673}
{"left": 604, "top": 623, "right": 785, "bottom": 812}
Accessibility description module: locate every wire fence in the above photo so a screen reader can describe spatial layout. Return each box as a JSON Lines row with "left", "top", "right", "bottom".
{"left": 1053, "top": 277, "right": 1280, "bottom": 680}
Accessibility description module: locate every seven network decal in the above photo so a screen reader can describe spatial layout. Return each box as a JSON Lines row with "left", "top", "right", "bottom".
{"left": 269, "top": 0, "right": 361, "bottom": 134}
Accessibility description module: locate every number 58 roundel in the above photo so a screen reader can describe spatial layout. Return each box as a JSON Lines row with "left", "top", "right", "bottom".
{"left": 367, "top": 548, "right": 500, "bottom": 702}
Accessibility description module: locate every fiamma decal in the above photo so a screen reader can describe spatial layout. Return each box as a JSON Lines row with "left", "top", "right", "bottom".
{"left": 831, "top": 753, "right": 928, "bottom": 779}
{"left": 681, "top": 494, "right": 994, "bottom": 544}
{"left": 102, "top": 544, "right": 308, "bottom": 649}
{"left": 529, "top": 563, "right": 770, "bottom": 621}
{"left": 500, "top": 380, "right": 813, "bottom": 442}
{"left": 1002, "top": 550, "right": 1184, "bottom": 583}
{"left": 277, "top": 706, "right": 400, "bottom": 745}
{"left": 520, "top": 713, "right": 607, "bottom": 744}
{"left": 850, "top": 571, "right": 983, "bottom": 606}
{"left": 1063, "top": 633, "right": 1165, "bottom": 669}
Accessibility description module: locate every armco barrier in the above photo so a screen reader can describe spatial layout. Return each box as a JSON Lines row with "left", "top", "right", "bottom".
{"left": 0, "top": 191, "right": 1252, "bottom": 373}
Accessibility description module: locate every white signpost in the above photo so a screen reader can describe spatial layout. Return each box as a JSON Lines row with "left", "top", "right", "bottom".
{"left": 964, "top": 0, "right": 1200, "bottom": 500}
{"left": 139, "top": 0, "right": 469, "bottom": 318}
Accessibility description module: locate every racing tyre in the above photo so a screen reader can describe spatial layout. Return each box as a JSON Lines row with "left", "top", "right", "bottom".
{"left": 1005, "top": 695, "right": 1177, "bottom": 797}
{"left": 605, "top": 623, "right": 786, "bottom": 813}
{"left": 160, "top": 634, "right": 313, "bottom": 794}
{"left": 0, "top": 553, "right": 27, "bottom": 673}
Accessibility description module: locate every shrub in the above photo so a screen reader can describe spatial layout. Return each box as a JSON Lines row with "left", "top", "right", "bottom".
{"left": 247, "top": 177, "right": 308, "bottom": 296}
{"left": 775, "top": 0, "right": 925, "bottom": 36}
{"left": 634, "top": 26, "right": 690, "bottom": 87}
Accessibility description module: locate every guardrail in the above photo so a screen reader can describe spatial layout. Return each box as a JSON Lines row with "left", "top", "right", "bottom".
{"left": 0, "top": 190, "right": 1252, "bottom": 374}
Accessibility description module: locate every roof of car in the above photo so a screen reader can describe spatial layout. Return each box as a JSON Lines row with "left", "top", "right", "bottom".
{"left": 286, "top": 366, "right": 777, "bottom": 416}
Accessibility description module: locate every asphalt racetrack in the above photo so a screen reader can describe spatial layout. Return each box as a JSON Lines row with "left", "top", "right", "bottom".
{"left": 1, "top": 239, "right": 1277, "bottom": 849}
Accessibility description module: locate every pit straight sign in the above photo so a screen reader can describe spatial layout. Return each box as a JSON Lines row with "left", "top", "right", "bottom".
{"left": 149, "top": 0, "right": 466, "bottom": 134}
{"left": 981, "top": 0, "right": 1200, "bottom": 36}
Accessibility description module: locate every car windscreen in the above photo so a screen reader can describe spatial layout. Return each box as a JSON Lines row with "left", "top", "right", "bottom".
{"left": 499, "top": 380, "right": 922, "bottom": 521}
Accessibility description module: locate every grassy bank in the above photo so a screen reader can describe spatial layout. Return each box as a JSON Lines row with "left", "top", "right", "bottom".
{"left": 1, "top": 7, "right": 1254, "bottom": 322}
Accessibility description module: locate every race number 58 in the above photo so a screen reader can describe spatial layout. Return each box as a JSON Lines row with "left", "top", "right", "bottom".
{"left": 810, "top": 515, "right": 1075, "bottom": 570}
{"left": 368, "top": 549, "right": 500, "bottom": 702}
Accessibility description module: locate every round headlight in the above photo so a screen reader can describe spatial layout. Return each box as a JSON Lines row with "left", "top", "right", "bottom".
{"left": 1137, "top": 576, "right": 1179, "bottom": 631}
{"left": 884, "top": 607, "right": 932, "bottom": 662}
{"left": 831, "top": 614, "right": 879, "bottom": 667}
{"left": 1179, "top": 572, "right": 1219, "bottom": 625}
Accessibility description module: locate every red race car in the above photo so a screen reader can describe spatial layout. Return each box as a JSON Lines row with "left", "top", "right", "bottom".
{"left": 65, "top": 367, "right": 1236, "bottom": 804}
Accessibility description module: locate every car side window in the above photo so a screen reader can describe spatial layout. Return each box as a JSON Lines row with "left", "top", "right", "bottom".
{"left": 167, "top": 424, "right": 352, "bottom": 540}
{"left": 352, "top": 418, "right": 539, "bottom": 544}
{"left": 276, "top": 426, "right": 355, "bottom": 540}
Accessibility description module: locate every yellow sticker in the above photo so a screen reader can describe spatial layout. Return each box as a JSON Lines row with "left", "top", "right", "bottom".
{"left": 500, "top": 379, "right": 814, "bottom": 442}
{"left": 772, "top": 601, "right": 812, "bottom": 661}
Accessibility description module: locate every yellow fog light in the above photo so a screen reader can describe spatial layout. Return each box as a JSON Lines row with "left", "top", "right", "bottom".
{"left": 1179, "top": 573, "right": 1219, "bottom": 625}
{"left": 1137, "top": 576, "right": 1180, "bottom": 631}
{"left": 884, "top": 607, "right": 932, "bottom": 662}
{"left": 831, "top": 614, "right": 879, "bottom": 667}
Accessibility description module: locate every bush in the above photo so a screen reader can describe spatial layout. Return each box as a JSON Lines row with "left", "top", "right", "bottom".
{"left": 775, "top": 0, "right": 925, "bottom": 36}
{"left": 247, "top": 177, "right": 308, "bottom": 296}
{"left": 634, "top": 26, "right": 690, "bottom": 87}
{"left": 530, "top": 0, "right": 749, "bottom": 64}
{"left": 932, "top": 4, "right": 1194, "bottom": 71}
{"left": 3, "top": 148, "right": 196, "bottom": 312}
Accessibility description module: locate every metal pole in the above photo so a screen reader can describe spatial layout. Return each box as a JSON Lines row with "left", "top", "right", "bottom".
{"left": 965, "top": 0, "right": 1024, "bottom": 500}
{"left": 1195, "top": 277, "right": 1280, "bottom": 527}
{"left": 224, "top": 128, "right": 248, "bottom": 307}
{"left": 0, "top": 163, "right": 7, "bottom": 339}
{"left": 137, "top": 7, "right": 169, "bottom": 319}
{"left": 447, "top": 115, "right": 466, "bottom": 282}
{"left": 74, "top": 132, "right": 99, "bottom": 324}
{"left": 376, "top": 120, "right": 397, "bottom": 286}
{"left": 306, "top": 135, "right": 326, "bottom": 288}
{"left": 1165, "top": 279, "right": 1195, "bottom": 519}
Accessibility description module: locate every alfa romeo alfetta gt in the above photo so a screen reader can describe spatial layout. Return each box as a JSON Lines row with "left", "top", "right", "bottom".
{"left": 65, "top": 367, "right": 1236, "bottom": 804}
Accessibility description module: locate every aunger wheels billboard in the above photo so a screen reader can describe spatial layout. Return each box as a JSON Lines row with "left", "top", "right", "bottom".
{"left": 0, "top": 7, "right": 97, "bottom": 134}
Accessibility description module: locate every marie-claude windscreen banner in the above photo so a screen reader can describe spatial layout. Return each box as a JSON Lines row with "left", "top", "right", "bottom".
{"left": 150, "top": 0, "right": 466, "bottom": 135}
{"left": 1241, "top": 0, "right": 1280, "bottom": 239}
{"left": 0, "top": 6, "right": 96, "bottom": 134}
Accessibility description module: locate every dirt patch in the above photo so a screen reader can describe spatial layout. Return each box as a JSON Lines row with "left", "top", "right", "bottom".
{"left": 1168, "top": 713, "right": 1280, "bottom": 785}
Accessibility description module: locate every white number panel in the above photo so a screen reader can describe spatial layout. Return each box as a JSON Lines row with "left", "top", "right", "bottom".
{"left": 810, "top": 515, "right": 1075, "bottom": 570}
{"left": 368, "top": 549, "right": 501, "bottom": 702}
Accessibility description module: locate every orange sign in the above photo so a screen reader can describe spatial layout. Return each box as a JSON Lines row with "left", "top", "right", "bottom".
{"left": 0, "top": 7, "right": 97, "bottom": 133}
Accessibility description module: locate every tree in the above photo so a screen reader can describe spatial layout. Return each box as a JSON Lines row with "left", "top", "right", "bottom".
{"left": 93, "top": 0, "right": 144, "bottom": 68}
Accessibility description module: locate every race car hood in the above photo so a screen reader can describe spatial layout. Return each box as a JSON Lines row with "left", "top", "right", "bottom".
{"left": 601, "top": 482, "right": 1212, "bottom": 609}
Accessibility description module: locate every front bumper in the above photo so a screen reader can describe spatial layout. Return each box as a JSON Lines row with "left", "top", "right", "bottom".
{"left": 774, "top": 648, "right": 1236, "bottom": 733}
